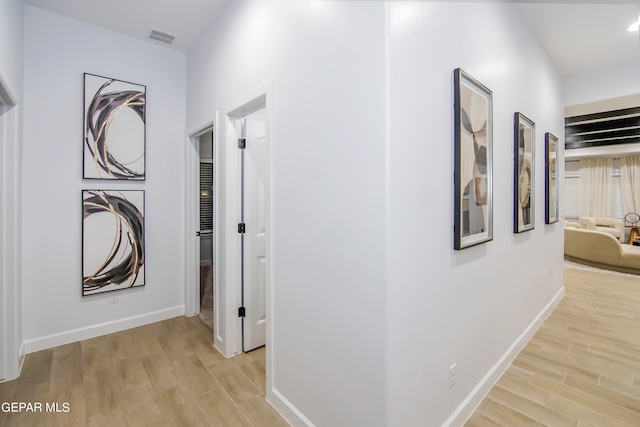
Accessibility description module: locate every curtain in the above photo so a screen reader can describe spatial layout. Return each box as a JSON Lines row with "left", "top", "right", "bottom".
{"left": 579, "top": 158, "right": 613, "bottom": 216}
{"left": 620, "top": 156, "right": 640, "bottom": 216}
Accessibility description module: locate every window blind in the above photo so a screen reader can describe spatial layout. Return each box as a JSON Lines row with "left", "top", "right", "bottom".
{"left": 200, "top": 162, "right": 213, "bottom": 232}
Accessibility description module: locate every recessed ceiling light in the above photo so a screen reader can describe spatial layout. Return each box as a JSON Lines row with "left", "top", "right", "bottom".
{"left": 629, "top": 20, "right": 640, "bottom": 32}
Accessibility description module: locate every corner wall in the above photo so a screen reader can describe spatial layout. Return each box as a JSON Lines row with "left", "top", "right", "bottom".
{"left": 188, "top": 1, "right": 565, "bottom": 426}
{"left": 22, "top": 6, "right": 187, "bottom": 349}
{"left": 187, "top": 1, "right": 388, "bottom": 425}
{"left": 386, "top": 3, "right": 565, "bottom": 425}
{"left": 0, "top": 0, "right": 24, "bottom": 381}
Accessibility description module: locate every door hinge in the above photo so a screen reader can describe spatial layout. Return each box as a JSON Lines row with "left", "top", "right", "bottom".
{"left": 237, "top": 223, "right": 246, "bottom": 233}
{"left": 238, "top": 306, "right": 246, "bottom": 317}
{"left": 238, "top": 138, "right": 246, "bottom": 149}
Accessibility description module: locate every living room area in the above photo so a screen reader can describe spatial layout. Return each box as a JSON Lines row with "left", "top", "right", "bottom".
{"left": 562, "top": 93, "right": 640, "bottom": 275}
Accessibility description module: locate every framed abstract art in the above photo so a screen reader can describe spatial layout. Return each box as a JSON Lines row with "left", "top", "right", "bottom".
{"left": 453, "top": 68, "right": 493, "bottom": 250}
{"left": 545, "top": 132, "right": 559, "bottom": 224}
{"left": 82, "top": 190, "right": 145, "bottom": 296}
{"left": 514, "top": 112, "right": 535, "bottom": 233}
{"left": 83, "top": 73, "right": 146, "bottom": 180}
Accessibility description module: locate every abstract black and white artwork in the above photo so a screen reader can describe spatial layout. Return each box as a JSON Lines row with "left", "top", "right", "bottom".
{"left": 514, "top": 112, "right": 535, "bottom": 233}
{"left": 84, "top": 73, "right": 146, "bottom": 180}
{"left": 82, "top": 190, "right": 145, "bottom": 296}
{"left": 545, "top": 132, "right": 559, "bottom": 224}
{"left": 454, "top": 68, "right": 493, "bottom": 250}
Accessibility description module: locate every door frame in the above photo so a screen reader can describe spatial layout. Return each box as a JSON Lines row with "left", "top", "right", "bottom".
{"left": 184, "top": 83, "right": 273, "bottom": 381}
{"left": 0, "top": 73, "right": 22, "bottom": 382}
{"left": 185, "top": 121, "right": 217, "bottom": 322}
{"left": 220, "top": 82, "right": 273, "bottom": 363}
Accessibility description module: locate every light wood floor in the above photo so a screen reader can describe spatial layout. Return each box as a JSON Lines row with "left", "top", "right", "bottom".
{"left": 465, "top": 267, "right": 640, "bottom": 426}
{"left": 0, "top": 316, "right": 288, "bottom": 427}
{"left": 2, "top": 267, "right": 638, "bottom": 427}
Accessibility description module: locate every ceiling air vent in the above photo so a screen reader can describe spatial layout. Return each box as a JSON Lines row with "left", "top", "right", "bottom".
{"left": 148, "top": 29, "right": 176, "bottom": 45}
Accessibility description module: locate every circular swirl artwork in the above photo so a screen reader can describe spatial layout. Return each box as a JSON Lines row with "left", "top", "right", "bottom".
{"left": 82, "top": 190, "right": 145, "bottom": 296}
{"left": 84, "top": 73, "right": 146, "bottom": 180}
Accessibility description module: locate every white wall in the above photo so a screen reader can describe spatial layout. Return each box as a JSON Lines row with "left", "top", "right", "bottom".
{"left": 188, "top": 1, "right": 387, "bottom": 425}
{"left": 190, "top": 1, "right": 566, "bottom": 426}
{"left": 189, "top": 1, "right": 565, "bottom": 426}
{"left": 0, "top": 0, "right": 23, "bottom": 91}
{"left": 22, "top": 6, "right": 187, "bottom": 349}
{"left": 564, "top": 59, "right": 640, "bottom": 106}
{"left": 0, "top": 0, "right": 24, "bottom": 381}
{"left": 386, "top": 3, "right": 564, "bottom": 425}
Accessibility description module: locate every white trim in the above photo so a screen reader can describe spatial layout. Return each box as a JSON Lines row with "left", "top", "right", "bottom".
{"left": 185, "top": 121, "right": 215, "bottom": 317}
{"left": 444, "top": 287, "right": 565, "bottom": 427}
{"left": 213, "top": 111, "right": 225, "bottom": 351}
{"left": 188, "top": 121, "right": 215, "bottom": 140}
{"left": 184, "top": 132, "right": 198, "bottom": 316}
{"left": 219, "top": 81, "right": 273, "bottom": 359}
{"left": 0, "top": 79, "right": 20, "bottom": 382}
{"left": 267, "top": 387, "right": 315, "bottom": 427}
{"left": 23, "top": 306, "right": 185, "bottom": 354}
{"left": 263, "top": 81, "right": 275, "bottom": 405}
{"left": 219, "top": 112, "right": 241, "bottom": 357}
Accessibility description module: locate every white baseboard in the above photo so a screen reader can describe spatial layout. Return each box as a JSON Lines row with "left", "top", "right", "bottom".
{"left": 443, "top": 287, "right": 565, "bottom": 427}
{"left": 267, "top": 387, "right": 315, "bottom": 427}
{"left": 23, "top": 306, "right": 185, "bottom": 354}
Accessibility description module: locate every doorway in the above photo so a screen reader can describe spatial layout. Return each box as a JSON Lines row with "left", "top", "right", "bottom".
{"left": 219, "top": 83, "right": 272, "bottom": 361}
{"left": 198, "top": 130, "right": 214, "bottom": 330}
{"left": 186, "top": 83, "right": 272, "bottom": 364}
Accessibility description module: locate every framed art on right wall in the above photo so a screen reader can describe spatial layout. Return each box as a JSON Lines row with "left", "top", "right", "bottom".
{"left": 545, "top": 132, "right": 559, "bottom": 224}
{"left": 514, "top": 112, "right": 535, "bottom": 233}
{"left": 453, "top": 68, "right": 493, "bottom": 250}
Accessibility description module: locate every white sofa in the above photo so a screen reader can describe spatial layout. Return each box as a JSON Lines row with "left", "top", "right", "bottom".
{"left": 578, "top": 216, "right": 625, "bottom": 243}
{"left": 564, "top": 224, "right": 640, "bottom": 274}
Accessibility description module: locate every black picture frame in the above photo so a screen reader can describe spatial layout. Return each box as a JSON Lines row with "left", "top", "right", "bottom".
{"left": 83, "top": 73, "right": 146, "bottom": 180}
{"left": 454, "top": 68, "right": 493, "bottom": 250}
{"left": 545, "top": 132, "right": 559, "bottom": 224}
{"left": 82, "top": 190, "right": 145, "bottom": 296}
{"left": 514, "top": 112, "right": 535, "bottom": 233}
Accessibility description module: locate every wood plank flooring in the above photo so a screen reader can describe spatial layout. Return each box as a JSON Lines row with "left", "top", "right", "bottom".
{"left": 0, "top": 316, "right": 289, "bottom": 427}
{"left": 2, "top": 267, "right": 638, "bottom": 426}
{"left": 466, "top": 267, "right": 640, "bottom": 427}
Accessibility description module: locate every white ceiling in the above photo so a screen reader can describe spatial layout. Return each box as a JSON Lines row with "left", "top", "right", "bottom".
{"left": 517, "top": 2, "right": 640, "bottom": 77}
{"left": 21, "top": 0, "right": 640, "bottom": 77}
{"left": 22, "top": 0, "right": 232, "bottom": 52}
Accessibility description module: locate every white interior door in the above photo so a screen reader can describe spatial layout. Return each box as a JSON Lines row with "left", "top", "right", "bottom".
{"left": 242, "top": 110, "right": 267, "bottom": 351}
